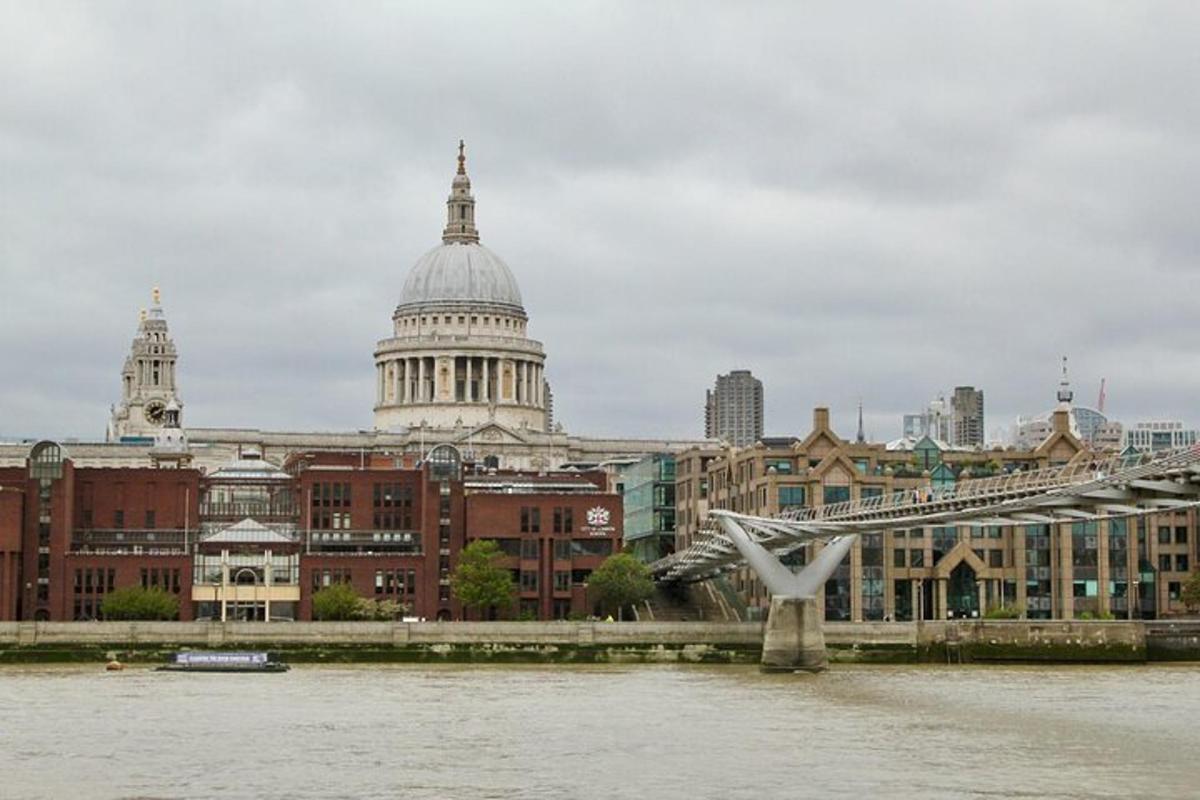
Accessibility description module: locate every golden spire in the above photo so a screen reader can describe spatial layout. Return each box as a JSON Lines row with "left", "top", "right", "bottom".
{"left": 152, "top": 286, "right": 161, "bottom": 306}
{"left": 457, "top": 139, "right": 466, "bottom": 175}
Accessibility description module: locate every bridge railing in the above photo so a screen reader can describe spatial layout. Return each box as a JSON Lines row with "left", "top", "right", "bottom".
{"left": 776, "top": 446, "right": 1182, "bottom": 526}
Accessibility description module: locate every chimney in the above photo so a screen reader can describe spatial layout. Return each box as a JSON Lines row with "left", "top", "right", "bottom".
{"left": 813, "top": 407, "right": 830, "bottom": 430}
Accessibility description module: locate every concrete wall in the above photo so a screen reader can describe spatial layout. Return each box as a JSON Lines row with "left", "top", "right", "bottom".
{"left": 0, "top": 620, "right": 762, "bottom": 647}
{"left": 1, "top": 619, "right": 1197, "bottom": 663}
{"left": 1145, "top": 620, "right": 1200, "bottom": 661}
{"left": 914, "top": 619, "right": 1147, "bottom": 663}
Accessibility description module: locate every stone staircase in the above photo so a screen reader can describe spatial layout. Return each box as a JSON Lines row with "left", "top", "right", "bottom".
{"left": 635, "top": 579, "right": 745, "bottom": 622}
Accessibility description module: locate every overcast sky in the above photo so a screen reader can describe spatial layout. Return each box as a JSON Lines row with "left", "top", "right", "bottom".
{"left": 2, "top": 2, "right": 1198, "bottom": 444}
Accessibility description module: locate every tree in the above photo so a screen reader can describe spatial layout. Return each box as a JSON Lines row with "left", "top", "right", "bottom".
{"left": 100, "top": 586, "right": 180, "bottom": 621}
{"left": 1182, "top": 571, "right": 1200, "bottom": 614}
{"left": 311, "top": 583, "right": 411, "bottom": 621}
{"left": 312, "top": 583, "right": 362, "bottom": 621}
{"left": 356, "top": 597, "right": 410, "bottom": 621}
{"left": 451, "top": 540, "right": 515, "bottom": 618}
{"left": 587, "top": 553, "right": 654, "bottom": 620}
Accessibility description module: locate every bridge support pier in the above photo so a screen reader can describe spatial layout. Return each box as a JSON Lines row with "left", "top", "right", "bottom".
{"left": 762, "top": 595, "right": 826, "bottom": 672}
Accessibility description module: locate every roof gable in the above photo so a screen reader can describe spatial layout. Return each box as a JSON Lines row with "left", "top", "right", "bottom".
{"left": 454, "top": 422, "right": 530, "bottom": 446}
{"left": 933, "top": 540, "right": 997, "bottom": 579}
{"left": 809, "top": 452, "right": 858, "bottom": 483}
{"left": 204, "top": 518, "right": 295, "bottom": 545}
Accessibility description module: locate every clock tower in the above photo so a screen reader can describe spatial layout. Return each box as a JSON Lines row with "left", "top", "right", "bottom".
{"left": 107, "top": 287, "right": 184, "bottom": 441}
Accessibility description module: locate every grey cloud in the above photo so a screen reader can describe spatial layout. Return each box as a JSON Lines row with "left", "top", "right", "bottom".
{"left": 2, "top": 1, "right": 1199, "bottom": 444}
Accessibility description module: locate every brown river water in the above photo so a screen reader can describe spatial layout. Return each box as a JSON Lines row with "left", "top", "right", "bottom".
{"left": 1, "top": 663, "right": 1197, "bottom": 799}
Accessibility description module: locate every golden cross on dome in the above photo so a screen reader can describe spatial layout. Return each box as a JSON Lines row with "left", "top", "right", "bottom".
{"left": 457, "top": 139, "right": 466, "bottom": 175}
{"left": 152, "top": 286, "right": 161, "bottom": 305}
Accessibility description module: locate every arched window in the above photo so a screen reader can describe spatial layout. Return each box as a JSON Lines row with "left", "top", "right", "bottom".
{"left": 29, "top": 441, "right": 65, "bottom": 481}
{"left": 427, "top": 444, "right": 462, "bottom": 481}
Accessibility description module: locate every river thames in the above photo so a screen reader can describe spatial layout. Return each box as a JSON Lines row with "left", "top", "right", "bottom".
{"left": 1, "top": 663, "right": 1197, "bottom": 799}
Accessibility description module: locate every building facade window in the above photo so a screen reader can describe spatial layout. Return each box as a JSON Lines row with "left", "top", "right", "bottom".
{"left": 778, "top": 486, "right": 806, "bottom": 509}
{"left": 520, "top": 570, "right": 539, "bottom": 592}
{"left": 860, "top": 533, "right": 884, "bottom": 621}
{"left": 520, "top": 507, "right": 541, "bottom": 533}
{"left": 823, "top": 485, "right": 850, "bottom": 505}
{"left": 1025, "top": 525, "right": 1053, "bottom": 619}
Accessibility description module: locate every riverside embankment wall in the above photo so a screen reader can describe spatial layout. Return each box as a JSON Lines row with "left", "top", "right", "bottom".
{"left": 0, "top": 620, "right": 1196, "bottom": 664}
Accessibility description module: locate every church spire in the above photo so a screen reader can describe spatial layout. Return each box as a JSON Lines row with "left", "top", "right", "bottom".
{"left": 856, "top": 399, "right": 865, "bottom": 444}
{"left": 1057, "top": 355, "right": 1074, "bottom": 405}
{"left": 443, "top": 139, "right": 480, "bottom": 244}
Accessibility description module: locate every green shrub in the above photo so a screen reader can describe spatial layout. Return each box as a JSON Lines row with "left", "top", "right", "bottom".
{"left": 361, "top": 598, "right": 408, "bottom": 621}
{"left": 100, "top": 586, "right": 180, "bottom": 621}
{"left": 312, "top": 583, "right": 362, "bottom": 621}
{"left": 312, "top": 584, "right": 409, "bottom": 621}
{"left": 983, "top": 605, "right": 1022, "bottom": 620}
{"left": 1182, "top": 571, "right": 1200, "bottom": 614}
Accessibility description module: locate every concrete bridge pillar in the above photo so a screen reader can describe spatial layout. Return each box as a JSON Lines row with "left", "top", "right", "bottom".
{"left": 761, "top": 596, "right": 827, "bottom": 672}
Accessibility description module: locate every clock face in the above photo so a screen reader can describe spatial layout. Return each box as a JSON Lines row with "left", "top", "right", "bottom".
{"left": 144, "top": 400, "right": 167, "bottom": 425}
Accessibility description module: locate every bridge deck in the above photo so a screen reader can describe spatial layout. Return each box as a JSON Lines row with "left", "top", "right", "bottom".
{"left": 653, "top": 445, "right": 1200, "bottom": 582}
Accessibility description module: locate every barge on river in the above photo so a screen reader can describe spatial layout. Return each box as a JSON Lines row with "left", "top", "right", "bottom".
{"left": 157, "top": 651, "right": 290, "bottom": 673}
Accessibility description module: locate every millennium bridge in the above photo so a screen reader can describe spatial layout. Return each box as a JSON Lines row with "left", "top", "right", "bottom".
{"left": 649, "top": 445, "right": 1200, "bottom": 671}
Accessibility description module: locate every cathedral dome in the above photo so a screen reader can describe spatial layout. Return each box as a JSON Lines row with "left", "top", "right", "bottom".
{"left": 397, "top": 242, "right": 524, "bottom": 314}
{"left": 395, "top": 141, "right": 525, "bottom": 317}
{"left": 374, "top": 143, "right": 550, "bottom": 436}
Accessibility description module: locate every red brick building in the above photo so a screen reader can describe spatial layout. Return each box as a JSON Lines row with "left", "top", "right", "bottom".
{"left": 0, "top": 441, "right": 622, "bottom": 622}
{"left": 463, "top": 473, "right": 620, "bottom": 619}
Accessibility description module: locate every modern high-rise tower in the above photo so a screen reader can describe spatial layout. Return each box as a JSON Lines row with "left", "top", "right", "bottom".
{"left": 704, "top": 370, "right": 763, "bottom": 447}
{"left": 951, "top": 386, "right": 985, "bottom": 448}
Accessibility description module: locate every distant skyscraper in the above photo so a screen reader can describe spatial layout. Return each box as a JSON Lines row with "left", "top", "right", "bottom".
{"left": 951, "top": 386, "right": 985, "bottom": 448}
{"left": 704, "top": 370, "right": 763, "bottom": 447}
{"left": 902, "top": 394, "right": 952, "bottom": 442}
